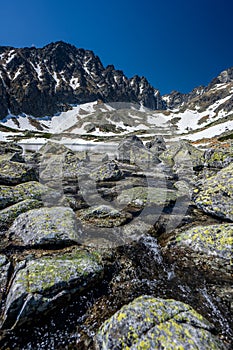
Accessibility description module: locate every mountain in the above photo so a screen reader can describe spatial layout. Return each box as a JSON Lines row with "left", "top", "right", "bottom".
{"left": 0, "top": 41, "right": 163, "bottom": 119}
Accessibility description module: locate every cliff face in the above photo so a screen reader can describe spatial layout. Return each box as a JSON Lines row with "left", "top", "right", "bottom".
{"left": 0, "top": 41, "right": 163, "bottom": 119}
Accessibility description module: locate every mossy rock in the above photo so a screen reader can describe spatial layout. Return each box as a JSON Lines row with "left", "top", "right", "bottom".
{"left": 116, "top": 186, "right": 179, "bottom": 210}
{"left": 163, "top": 224, "right": 233, "bottom": 281}
{"left": 1, "top": 249, "right": 103, "bottom": 329}
{"left": 0, "top": 160, "right": 37, "bottom": 185}
{"left": 9, "top": 206, "right": 81, "bottom": 247}
{"left": 0, "top": 199, "right": 42, "bottom": 230}
{"left": 0, "top": 141, "right": 23, "bottom": 155}
{"left": 194, "top": 163, "right": 233, "bottom": 221}
{"left": 77, "top": 205, "right": 132, "bottom": 228}
{"left": 0, "top": 181, "right": 52, "bottom": 210}
{"left": 95, "top": 295, "right": 226, "bottom": 349}
{"left": 90, "top": 160, "right": 124, "bottom": 182}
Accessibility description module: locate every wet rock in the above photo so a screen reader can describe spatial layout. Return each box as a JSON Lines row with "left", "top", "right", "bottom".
{"left": 0, "top": 255, "right": 10, "bottom": 305}
{"left": 77, "top": 205, "right": 132, "bottom": 228}
{"left": 0, "top": 199, "right": 42, "bottom": 231}
{"left": 90, "top": 160, "right": 124, "bottom": 182}
{"left": 9, "top": 207, "right": 81, "bottom": 247}
{"left": 95, "top": 295, "right": 226, "bottom": 349}
{"left": 0, "top": 181, "right": 52, "bottom": 210}
{"left": 0, "top": 159, "right": 37, "bottom": 185}
{"left": 194, "top": 163, "right": 233, "bottom": 221}
{"left": 163, "top": 224, "right": 233, "bottom": 281}
{"left": 1, "top": 249, "right": 103, "bottom": 329}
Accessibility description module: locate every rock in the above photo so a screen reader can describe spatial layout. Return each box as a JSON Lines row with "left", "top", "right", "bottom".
{"left": 77, "top": 205, "right": 132, "bottom": 228}
{"left": 160, "top": 141, "right": 204, "bottom": 176}
{"left": 146, "top": 135, "right": 167, "bottom": 155}
{"left": 0, "top": 181, "right": 53, "bottom": 209}
{"left": 118, "top": 136, "right": 149, "bottom": 164}
{"left": 116, "top": 186, "right": 178, "bottom": 211}
{"left": 0, "top": 142, "right": 23, "bottom": 155}
{"left": 0, "top": 255, "right": 10, "bottom": 305}
{"left": 95, "top": 295, "right": 226, "bottom": 349}
{"left": 90, "top": 160, "right": 124, "bottom": 182}
{"left": 9, "top": 206, "right": 81, "bottom": 247}
{"left": 203, "top": 147, "right": 233, "bottom": 169}
{"left": 0, "top": 199, "right": 42, "bottom": 231}
{"left": 194, "top": 163, "right": 233, "bottom": 221}
{"left": 163, "top": 224, "right": 233, "bottom": 281}
{"left": 1, "top": 249, "right": 103, "bottom": 329}
{"left": 0, "top": 159, "right": 37, "bottom": 185}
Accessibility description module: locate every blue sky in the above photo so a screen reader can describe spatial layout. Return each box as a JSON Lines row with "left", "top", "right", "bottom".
{"left": 1, "top": 0, "right": 233, "bottom": 94}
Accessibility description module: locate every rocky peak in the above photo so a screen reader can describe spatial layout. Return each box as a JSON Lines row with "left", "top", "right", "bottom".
{"left": 0, "top": 41, "right": 162, "bottom": 119}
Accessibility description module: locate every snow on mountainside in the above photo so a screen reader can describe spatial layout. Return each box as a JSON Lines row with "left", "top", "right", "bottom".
{"left": 0, "top": 41, "right": 232, "bottom": 143}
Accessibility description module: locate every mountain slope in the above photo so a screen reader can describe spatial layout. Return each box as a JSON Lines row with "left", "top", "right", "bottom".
{"left": 0, "top": 41, "right": 163, "bottom": 119}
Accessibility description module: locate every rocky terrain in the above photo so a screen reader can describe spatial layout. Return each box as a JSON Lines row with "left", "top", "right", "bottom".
{"left": 0, "top": 137, "right": 232, "bottom": 349}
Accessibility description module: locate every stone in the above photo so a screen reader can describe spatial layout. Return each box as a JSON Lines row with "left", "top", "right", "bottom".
{"left": 0, "top": 181, "right": 53, "bottom": 209}
{"left": 0, "top": 255, "right": 10, "bottom": 305}
{"left": 0, "top": 199, "right": 42, "bottom": 230}
{"left": 95, "top": 295, "right": 226, "bottom": 349}
{"left": 194, "top": 163, "right": 233, "bottom": 221}
{"left": 9, "top": 206, "right": 81, "bottom": 247}
{"left": 0, "top": 159, "right": 37, "bottom": 185}
{"left": 90, "top": 160, "right": 124, "bottom": 182}
{"left": 1, "top": 249, "right": 103, "bottom": 329}
{"left": 77, "top": 205, "right": 132, "bottom": 228}
{"left": 163, "top": 224, "right": 233, "bottom": 281}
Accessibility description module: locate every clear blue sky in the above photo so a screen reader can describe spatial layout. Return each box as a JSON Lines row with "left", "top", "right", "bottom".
{"left": 1, "top": 0, "right": 233, "bottom": 94}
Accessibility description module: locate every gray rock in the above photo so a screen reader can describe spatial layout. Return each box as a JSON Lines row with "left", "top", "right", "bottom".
{"left": 0, "top": 199, "right": 42, "bottom": 230}
{"left": 0, "top": 181, "right": 52, "bottom": 209}
{"left": 194, "top": 163, "right": 233, "bottom": 221}
{"left": 162, "top": 224, "right": 233, "bottom": 281}
{"left": 90, "top": 160, "right": 124, "bottom": 182}
{"left": 0, "top": 255, "right": 10, "bottom": 305}
{"left": 95, "top": 295, "right": 226, "bottom": 349}
{"left": 1, "top": 249, "right": 103, "bottom": 329}
{"left": 0, "top": 159, "right": 37, "bottom": 185}
{"left": 9, "top": 206, "right": 81, "bottom": 247}
{"left": 77, "top": 205, "right": 132, "bottom": 228}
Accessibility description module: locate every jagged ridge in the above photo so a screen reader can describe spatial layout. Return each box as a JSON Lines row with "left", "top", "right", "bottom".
{"left": 0, "top": 41, "right": 163, "bottom": 119}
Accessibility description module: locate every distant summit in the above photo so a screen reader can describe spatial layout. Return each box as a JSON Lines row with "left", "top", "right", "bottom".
{"left": 0, "top": 41, "right": 163, "bottom": 119}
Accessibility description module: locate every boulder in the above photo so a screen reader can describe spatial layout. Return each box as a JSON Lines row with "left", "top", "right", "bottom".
{"left": 95, "top": 295, "right": 226, "bottom": 349}
{"left": 9, "top": 206, "right": 81, "bottom": 247}
{"left": 194, "top": 163, "right": 233, "bottom": 221}
{"left": 1, "top": 249, "right": 103, "bottom": 329}
{"left": 0, "top": 159, "right": 37, "bottom": 185}
{"left": 0, "top": 255, "right": 10, "bottom": 305}
{"left": 0, "top": 181, "right": 52, "bottom": 209}
{"left": 162, "top": 224, "right": 233, "bottom": 281}
{"left": 77, "top": 205, "right": 132, "bottom": 228}
{"left": 90, "top": 160, "right": 124, "bottom": 182}
{"left": 0, "top": 199, "right": 42, "bottom": 231}
{"left": 146, "top": 135, "right": 167, "bottom": 155}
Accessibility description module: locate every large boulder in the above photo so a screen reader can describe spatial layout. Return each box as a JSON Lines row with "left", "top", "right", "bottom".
{"left": 95, "top": 295, "right": 226, "bottom": 349}
{"left": 0, "top": 159, "right": 37, "bottom": 185}
{"left": 0, "top": 181, "right": 53, "bottom": 209}
{"left": 194, "top": 163, "right": 233, "bottom": 221}
{"left": 1, "top": 249, "right": 103, "bottom": 329}
{"left": 0, "top": 199, "right": 42, "bottom": 231}
{"left": 77, "top": 205, "right": 132, "bottom": 228}
{"left": 9, "top": 206, "right": 81, "bottom": 247}
{"left": 162, "top": 224, "right": 233, "bottom": 281}
{"left": 118, "top": 136, "right": 151, "bottom": 164}
{"left": 90, "top": 160, "right": 124, "bottom": 182}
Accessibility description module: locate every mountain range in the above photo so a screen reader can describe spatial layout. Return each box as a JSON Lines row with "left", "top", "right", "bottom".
{"left": 0, "top": 41, "right": 232, "bottom": 143}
